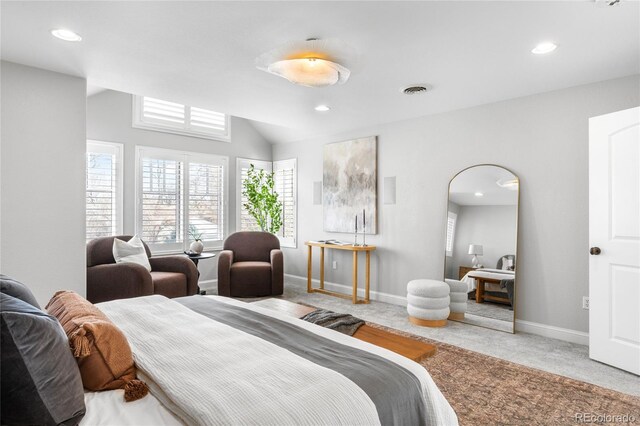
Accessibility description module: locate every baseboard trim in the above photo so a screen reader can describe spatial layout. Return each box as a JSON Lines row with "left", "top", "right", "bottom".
{"left": 199, "top": 279, "right": 217, "bottom": 293}
{"left": 285, "top": 273, "right": 588, "bottom": 345}
{"left": 515, "top": 319, "right": 588, "bottom": 345}
{"left": 284, "top": 273, "right": 407, "bottom": 306}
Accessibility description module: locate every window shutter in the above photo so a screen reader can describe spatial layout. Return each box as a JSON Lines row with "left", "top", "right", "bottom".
{"left": 446, "top": 212, "right": 457, "bottom": 255}
{"left": 189, "top": 162, "right": 225, "bottom": 241}
{"left": 86, "top": 142, "right": 122, "bottom": 242}
{"left": 141, "top": 97, "right": 186, "bottom": 127}
{"left": 189, "top": 107, "right": 227, "bottom": 133}
{"left": 137, "top": 147, "right": 228, "bottom": 253}
{"left": 140, "top": 156, "right": 184, "bottom": 245}
{"left": 134, "top": 96, "right": 229, "bottom": 141}
{"left": 274, "top": 159, "right": 297, "bottom": 247}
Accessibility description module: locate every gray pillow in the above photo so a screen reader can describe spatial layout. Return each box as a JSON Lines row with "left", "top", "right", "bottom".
{"left": 1, "top": 293, "right": 86, "bottom": 425}
{"left": 0, "top": 274, "right": 40, "bottom": 309}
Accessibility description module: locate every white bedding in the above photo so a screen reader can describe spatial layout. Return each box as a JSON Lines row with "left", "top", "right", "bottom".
{"left": 462, "top": 268, "right": 515, "bottom": 293}
{"left": 89, "top": 295, "right": 457, "bottom": 426}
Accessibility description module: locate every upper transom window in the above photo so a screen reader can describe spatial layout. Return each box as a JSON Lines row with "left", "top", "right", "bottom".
{"left": 133, "top": 96, "right": 230, "bottom": 142}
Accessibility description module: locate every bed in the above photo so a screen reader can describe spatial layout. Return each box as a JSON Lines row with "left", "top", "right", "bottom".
{"left": 80, "top": 294, "right": 458, "bottom": 426}
{"left": 461, "top": 268, "right": 515, "bottom": 305}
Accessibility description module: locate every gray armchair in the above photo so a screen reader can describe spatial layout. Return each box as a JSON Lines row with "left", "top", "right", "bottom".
{"left": 86, "top": 235, "right": 199, "bottom": 303}
{"left": 217, "top": 232, "right": 283, "bottom": 297}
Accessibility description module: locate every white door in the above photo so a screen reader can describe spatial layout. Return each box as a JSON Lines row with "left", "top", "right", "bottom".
{"left": 589, "top": 106, "right": 640, "bottom": 375}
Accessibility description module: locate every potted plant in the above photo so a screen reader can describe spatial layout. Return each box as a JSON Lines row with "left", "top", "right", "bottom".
{"left": 242, "top": 164, "right": 283, "bottom": 234}
{"left": 188, "top": 225, "right": 204, "bottom": 254}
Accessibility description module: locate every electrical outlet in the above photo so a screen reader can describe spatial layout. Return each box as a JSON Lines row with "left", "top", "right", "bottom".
{"left": 332, "top": 261, "right": 338, "bottom": 269}
{"left": 582, "top": 296, "right": 590, "bottom": 310}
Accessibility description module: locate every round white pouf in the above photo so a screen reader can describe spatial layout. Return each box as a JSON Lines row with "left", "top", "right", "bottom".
{"left": 407, "top": 279, "right": 450, "bottom": 327}
{"left": 445, "top": 279, "right": 468, "bottom": 320}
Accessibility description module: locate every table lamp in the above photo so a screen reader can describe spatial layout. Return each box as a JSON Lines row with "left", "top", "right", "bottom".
{"left": 468, "top": 244, "right": 483, "bottom": 268}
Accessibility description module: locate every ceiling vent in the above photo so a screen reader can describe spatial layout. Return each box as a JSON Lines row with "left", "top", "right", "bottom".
{"left": 595, "top": 0, "right": 621, "bottom": 6}
{"left": 402, "top": 85, "right": 430, "bottom": 95}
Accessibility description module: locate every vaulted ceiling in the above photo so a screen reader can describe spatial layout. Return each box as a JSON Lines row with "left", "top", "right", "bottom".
{"left": 2, "top": 1, "right": 638, "bottom": 143}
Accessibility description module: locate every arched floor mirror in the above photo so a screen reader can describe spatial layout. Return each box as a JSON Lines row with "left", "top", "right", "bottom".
{"left": 444, "top": 165, "right": 519, "bottom": 333}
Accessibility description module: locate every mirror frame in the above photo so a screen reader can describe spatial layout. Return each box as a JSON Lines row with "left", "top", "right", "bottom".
{"left": 443, "top": 164, "right": 520, "bottom": 334}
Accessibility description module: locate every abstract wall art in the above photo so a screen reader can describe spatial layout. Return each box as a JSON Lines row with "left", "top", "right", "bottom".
{"left": 323, "top": 136, "right": 377, "bottom": 234}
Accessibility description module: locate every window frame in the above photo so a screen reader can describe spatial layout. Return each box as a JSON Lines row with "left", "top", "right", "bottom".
{"left": 135, "top": 146, "right": 229, "bottom": 254}
{"left": 86, "top": 140, "right": 124, "bottom": 242}
{"left": 132, "top": 95, "right": 231, "bottom": 143}
{"left": 445, "top": 211, "right": 457, "bottom": 257}
{"left": 273, "top": 158, "right": 297, "bottom": 248}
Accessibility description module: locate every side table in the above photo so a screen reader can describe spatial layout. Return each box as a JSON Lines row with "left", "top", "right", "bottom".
{"left": 185, "top": 252, "right": 216, "bottom": 294}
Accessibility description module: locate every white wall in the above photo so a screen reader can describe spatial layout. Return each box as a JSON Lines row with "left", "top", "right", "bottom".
{"left": 1, "top": 61, "right": 87, "bottom": 305}
{"left": 86, "top": 90, "right": 272, "bottom": 285}
{"left": 273, "top": 75, "right": 640, "bottom": 335}
{"left": 448, "top": 205, "right": 517, "bottom": 278}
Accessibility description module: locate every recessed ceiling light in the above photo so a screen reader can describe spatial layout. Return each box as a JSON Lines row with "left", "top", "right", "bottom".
{"left": 474, "top": 192, "right": 484, "bottom": 197}
{"left": 51, "top": 29, "right": 82, "bottom": 42}
{"left": 314, "top": 105, "right": 330, "bottom": 112}
{"left": 531, "top": 42, "right": 557, "bottom": 55}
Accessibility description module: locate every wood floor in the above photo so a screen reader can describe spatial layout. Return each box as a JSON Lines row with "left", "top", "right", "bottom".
{"left": 251, "top": 298, "right": 436, "bottom": 362}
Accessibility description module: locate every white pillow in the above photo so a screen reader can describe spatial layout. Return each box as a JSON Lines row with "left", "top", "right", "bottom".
{"left": 112, "top": 235, "right": 151, "bottom": 272}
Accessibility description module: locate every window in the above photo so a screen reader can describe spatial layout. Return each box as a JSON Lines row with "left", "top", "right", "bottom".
{"left": 132, "top": 96, "right": 230, "bottom": 142}
{"left": 445, "top": 211, "right": 457, "bottom": 256}
{"left": 86, "top": 141, "right": 123, "bottom": 242}
{"left": 274, "top": 158, "right": 297, "bottom": 248}
{"left": 136, "top": 147, "right": 228, "bottom": 253}
{"left": 236, "top": 158, "right": 297, "bottom": 248}
{"left": 236, "top": 158, "right": 272, "bottom": 232}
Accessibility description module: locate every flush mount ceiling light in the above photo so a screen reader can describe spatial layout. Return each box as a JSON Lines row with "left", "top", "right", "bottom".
{"left": 314, "top": 105, "right": 331, "bottom": 112}
{"left": 474, "top": 192, "right": 484, "bottom": 197}
{"left": 531, "top": 42, "right": 557, "bottom": 55}
{"left": 256, "top": 38, "right": 355, "bottom": 88}
{"left": 51, "top": 28, "right": 82, "bottom": 42}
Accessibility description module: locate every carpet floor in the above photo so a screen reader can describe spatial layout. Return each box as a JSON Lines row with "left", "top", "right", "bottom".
{"left": 366, "top": 323, "right": 640, "bottom": 425}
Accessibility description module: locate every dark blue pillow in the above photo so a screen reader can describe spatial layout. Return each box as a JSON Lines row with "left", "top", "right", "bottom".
{"left": 1, "top": 293, "right": 85, "bottom": 425}
{"left": 0, "top": 274, "right": 40, "bottom": 309}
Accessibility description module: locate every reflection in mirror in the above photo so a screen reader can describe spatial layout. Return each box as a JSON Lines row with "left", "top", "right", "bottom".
{"left": 444, "top": 165, "right": 519, "bottom": 333}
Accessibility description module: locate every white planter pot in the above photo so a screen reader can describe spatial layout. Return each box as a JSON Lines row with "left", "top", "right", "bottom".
{"left": 189, "top": 240, "right": 204, "bottom": 254}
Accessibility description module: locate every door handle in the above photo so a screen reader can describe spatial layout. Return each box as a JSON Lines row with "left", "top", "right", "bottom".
{"left": 590, "top": 247, "right": 601, "bottom": 255}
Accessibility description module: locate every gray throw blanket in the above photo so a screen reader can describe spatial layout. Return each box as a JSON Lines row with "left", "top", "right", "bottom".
{"left": 301, "top": 308, "right": 365, "bottom": 336}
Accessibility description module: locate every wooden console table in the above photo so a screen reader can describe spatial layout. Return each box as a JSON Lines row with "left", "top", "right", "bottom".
{"left": 305, "top": 241, "right": 376, "bottom": 304}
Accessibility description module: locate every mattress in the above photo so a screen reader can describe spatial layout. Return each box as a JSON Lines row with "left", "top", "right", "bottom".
{"left": 462, "top": 268, "right": 515, "bottom": 293}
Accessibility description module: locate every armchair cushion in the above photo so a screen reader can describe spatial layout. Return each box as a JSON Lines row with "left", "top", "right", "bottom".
{"left": 229, "top": 261, "right": 272, "bottom": 297}
{"left": 112, "top": 235, "right": 151, "bottom": 272}
{"left": 149, "top": 256, "right": 199, "bottom": 296}
{"left": 150, "top": 272, "right": 187, "bottom": 299}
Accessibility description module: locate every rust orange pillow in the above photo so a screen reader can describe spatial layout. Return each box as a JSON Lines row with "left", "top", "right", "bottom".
{"left": 45, "top": 291, "right": 148, "bottom": 402}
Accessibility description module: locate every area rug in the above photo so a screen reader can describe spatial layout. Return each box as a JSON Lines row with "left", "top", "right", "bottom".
{"left": 365, "top": 323, "right": 640, "bottom": 425}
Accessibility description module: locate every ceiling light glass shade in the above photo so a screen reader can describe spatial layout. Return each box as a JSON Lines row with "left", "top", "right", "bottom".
{"left": 257, "top": 38, "right": 356, "bottom": 88}
{"left": 267, "top": 58, "right": 349, "bottom": 87}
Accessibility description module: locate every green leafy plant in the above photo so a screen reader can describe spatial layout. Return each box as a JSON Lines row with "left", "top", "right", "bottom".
{"left": 242, "top": 164, "right": 283, "bottom": 234}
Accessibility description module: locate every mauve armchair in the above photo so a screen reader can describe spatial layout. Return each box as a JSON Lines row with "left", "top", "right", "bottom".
{"left": 217, "top": 231, "right": 283, "bottom": 297}
{"left": 86, "top": 235, "right": 199, "bottom": 303}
